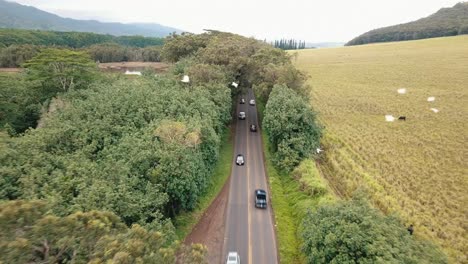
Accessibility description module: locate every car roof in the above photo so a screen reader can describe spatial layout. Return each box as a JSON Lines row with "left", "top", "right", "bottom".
{"left": 255, "top": 189, "right": 266, "bottom": 194}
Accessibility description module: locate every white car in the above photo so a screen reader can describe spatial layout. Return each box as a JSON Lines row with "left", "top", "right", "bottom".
{"left": 238, "top": 112, "right": 246, "bottom": 120}
{"left": 249, "top": 99, "right": 255, "bottom": 105}
{"left": 236, "top": 154, "right": 245, "bottom": 166}
{"left": 226, "top": 252, "right": 240, "bottom": 264}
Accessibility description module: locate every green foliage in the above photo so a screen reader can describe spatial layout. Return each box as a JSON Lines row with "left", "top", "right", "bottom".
{"left": 261, "top": 128, "right": 332, "bottom": 263}
{"left": 24, "top": 48, "right": 97, "bottom": 94}
{"left": 292, "top": 160, "right": 327, "bottom": 196}
{"left": 162, "top": 33, "right": 210, "bottom": 62}
{"left": 174, "top": 128, "right": 233, "bottom": 239}
{"left": 263, "top": 84, "right": 321, "bottom": 171}
{"left": 0, "top": 44, "right": 41, "bottom": 67}
{"left": 0, "top": 76, "right": 231, "bottom": 226}
{"left": 0, "top": 200, "right": 179, "bottom": 264}
{"left": 0, "top": 28, "right": 164, "bottom": 48}
{"left": 177, "top": 243, "right": 209, "bottom": 264}
{"left": 0, "top": 73, "right": 41, "bottom": 133}
{"left": 252, "top": 63, "right": 307, "bottom": 103}
{"left": 161, "top": 31, "right": 306, "bottom": 102}
{"left": 347, "top": 2, "right": 468, "bottom": 45}
{"left": 274, "top": 38, "right": 307, "bottom": 50}
{"left": 302, "top": 197, "right": 448, "bottom": 264}
{"left": 85, "top": 43, "right": 162, "bottom": 63}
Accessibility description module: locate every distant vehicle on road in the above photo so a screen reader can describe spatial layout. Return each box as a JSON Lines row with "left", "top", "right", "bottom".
{"left": 255, "top": 189, "right": 267, "bottom": 208}
{"left": 240, "top": 98, "right": 245, "bottom": 104}
{"left": 236, "top": 154, "right": 245, "bottom": 165}
{"left": 238, "top": 112, "right": 246, "bottom": 120}
{"left": 250, "top": 124, "right": 257, "bottom": 132}
{"left": 249, "top": 99, "right": 255, "bottom": 105}
{"left": 226, "top": 252, "right": 241, "bottom": 264}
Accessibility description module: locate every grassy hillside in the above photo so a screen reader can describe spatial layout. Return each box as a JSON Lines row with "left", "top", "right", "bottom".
{"left": 293, "top": 36, "right": 468, "bottom": 263}
{"left": 0, "top": 0, "right": 181, "bottom": 37}
{"left": 347, "top": 2, "right": 468, "bottom": 45}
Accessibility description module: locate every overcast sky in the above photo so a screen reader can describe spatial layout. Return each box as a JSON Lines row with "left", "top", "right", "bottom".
{"left": 10, "top": 0, "right": 462, "bottom": 42}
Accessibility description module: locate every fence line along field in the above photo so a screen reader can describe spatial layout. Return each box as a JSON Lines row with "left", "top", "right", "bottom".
{"left": 293, "top": 35, "right": 468, "bottom": 262}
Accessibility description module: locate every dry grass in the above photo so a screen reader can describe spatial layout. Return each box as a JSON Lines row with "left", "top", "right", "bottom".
{"left": 293, "top": 36, "right": 468, "bottom": 263}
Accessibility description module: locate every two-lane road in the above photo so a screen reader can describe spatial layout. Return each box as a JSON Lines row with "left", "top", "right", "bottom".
{"left": 223, "top": 89, "right": 278, "bottom": 264}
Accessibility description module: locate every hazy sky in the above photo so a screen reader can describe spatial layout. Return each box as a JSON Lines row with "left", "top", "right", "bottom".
{"left": 10, "top": 0, "right": 462, "bottom": 42}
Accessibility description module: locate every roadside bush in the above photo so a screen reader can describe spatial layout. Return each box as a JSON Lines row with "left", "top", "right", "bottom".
{"left": 302, "top": 197, "right": 448, "bottom": 264}
{"left": 292, "top": 159, "right": 327, "bottom": 196}
{"left": 263, "top": 84, "right": 321, "bottom": 171}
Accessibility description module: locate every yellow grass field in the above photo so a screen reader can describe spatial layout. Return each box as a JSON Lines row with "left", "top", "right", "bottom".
{"left": 293, "top": 36, "right": 468, "bottom": 263}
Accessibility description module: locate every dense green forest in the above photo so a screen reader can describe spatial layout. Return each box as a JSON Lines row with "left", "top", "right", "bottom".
{"left": 347, "top": 2, "right": 468, "bottom": 45}
{"left": 0, "top": 0, "right": 181, "bottom": 37}
{"left": 0, "top": 28, "right": 164, "bottom": 48}
{"left": 0, "top": 29, "right": 165, "bottom": 67}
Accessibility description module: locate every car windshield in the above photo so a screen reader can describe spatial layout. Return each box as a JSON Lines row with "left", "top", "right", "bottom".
{"left": 257, "top": 194, "right": 266, "bottom": 200}
{"left": 228, "top": 256, "right": 237, "bottom": 261}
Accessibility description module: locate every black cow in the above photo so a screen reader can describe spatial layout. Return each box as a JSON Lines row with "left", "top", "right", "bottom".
{"left": 398, "top": 116, "right": 406, "bottom": 121}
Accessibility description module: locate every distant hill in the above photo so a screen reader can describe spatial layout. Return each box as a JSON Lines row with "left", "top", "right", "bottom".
{"left": 0, "top": 0, "right": 183, "bottom": 37}
{"left": 346, "top": 2, "right": 468, "bottom": 46}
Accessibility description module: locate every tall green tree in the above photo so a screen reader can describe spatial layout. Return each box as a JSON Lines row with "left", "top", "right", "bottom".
{"left": 24, "top": 48, "right": 97, "bottom": 94}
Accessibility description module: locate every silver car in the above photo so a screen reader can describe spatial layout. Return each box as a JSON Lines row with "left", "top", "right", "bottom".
{"left": 226, "top": 252, "right": 240, "bottom": 264}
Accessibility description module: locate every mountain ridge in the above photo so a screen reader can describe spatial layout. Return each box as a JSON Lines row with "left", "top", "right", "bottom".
{"left": 346, "top": 2, "right": 468, "bottom": 45}
{"left": 0, "top": 0, "right": 183, "bottom": 37}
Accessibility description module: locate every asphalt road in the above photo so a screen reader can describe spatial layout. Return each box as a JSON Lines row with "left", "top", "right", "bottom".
{"left": 223, "top": 89, "right": 278, "bottom": 264}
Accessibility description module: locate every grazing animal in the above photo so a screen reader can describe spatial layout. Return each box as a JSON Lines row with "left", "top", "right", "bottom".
{"left": 398, "top": 116, "right": 406, "bottom": 121}
{"left": 407, "top": 224, "right": 414, "bottom": 235}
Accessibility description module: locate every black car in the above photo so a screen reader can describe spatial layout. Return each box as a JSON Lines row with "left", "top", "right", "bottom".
{"left": 255, "top": 189, "right": 267, "bottom": 209}
{"left": 250, "top": 124, "right": 257, "bottom": 132}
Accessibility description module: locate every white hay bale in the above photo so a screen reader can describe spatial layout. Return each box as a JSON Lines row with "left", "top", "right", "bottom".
{"left": 181, "top": 75, "right": 190, "bottom": 83}
{"left": 385, "top": 115, "right": 395, "bottom": 122}
{"left": 125, "top": 70, "right": 141, "bottom": 76}
{"left": 430, "top": 108, "right": 439, "bottom": 113}
{"left": 427, "top": 97, "right": 435, "bottom": 102}
{"left": 397, "top": 88, "right": 406, "bottom": 94}
{"left": 231, "top": 82, "right": 239, "bottom": 88}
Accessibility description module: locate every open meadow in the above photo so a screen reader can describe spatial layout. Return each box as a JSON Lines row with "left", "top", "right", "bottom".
{"left": 293, "top": 36, "right": 468, "bottom": 262}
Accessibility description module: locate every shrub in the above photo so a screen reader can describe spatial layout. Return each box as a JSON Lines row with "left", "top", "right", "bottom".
{"left": 302, "top": 197, "right": 448, "bottom": 264}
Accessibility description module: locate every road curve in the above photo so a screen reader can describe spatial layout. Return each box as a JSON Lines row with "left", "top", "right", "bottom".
{"left": 223, "top": 88, "right": 278, "bottom": 264}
